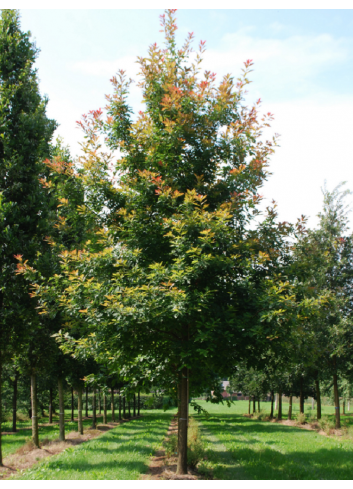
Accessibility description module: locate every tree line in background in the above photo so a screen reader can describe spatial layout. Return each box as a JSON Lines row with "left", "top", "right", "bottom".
{"left": 1, "top": 9, "right": 353, "bottom": 475}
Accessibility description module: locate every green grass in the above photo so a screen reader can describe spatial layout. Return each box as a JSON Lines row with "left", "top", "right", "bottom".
{"left": 1, "top": 410, "right": 135, "bottom": 459}
{"left": 194, "top": 400, "right": 353, "bottom": 480}
{"left": 13, "top": 409, "right": 174, "bottom": 480}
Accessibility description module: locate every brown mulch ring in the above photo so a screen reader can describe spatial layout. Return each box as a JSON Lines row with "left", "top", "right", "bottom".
{"left": 0, "top": 416, "right": 142, "bottom": 480}
{"left": 246, "top": 413, "right": 345, "bottom": 437}
{"left": 141, "top": 416, "right": 201, "bottom": 481}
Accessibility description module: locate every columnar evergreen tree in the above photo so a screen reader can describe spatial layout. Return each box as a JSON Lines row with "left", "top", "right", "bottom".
{"left": 0, "top": 9, "right": 56, "bottom": 462}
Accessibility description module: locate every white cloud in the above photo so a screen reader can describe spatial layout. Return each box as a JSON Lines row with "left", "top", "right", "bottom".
{"left": 72, "top": 55, "right": 139, "bottom": 78}
{"left": 202, "top": 30, "right": 349, "bottom": 98}
{"left": 259, "top": 96, "right": 353, "bottom": 229}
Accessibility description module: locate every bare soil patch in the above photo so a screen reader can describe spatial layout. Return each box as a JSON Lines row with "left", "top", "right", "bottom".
{"left": 141, "top": 415, "right": 201, "bottom": 481}
{"left": 0, "top": 416, "right": 142, "bottom": 480}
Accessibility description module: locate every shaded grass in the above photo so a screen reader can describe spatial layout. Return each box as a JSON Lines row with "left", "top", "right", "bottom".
{"left": 15, "top": 410, "right": 174, "bottom": 480}
{"left": 2, "top": 410, "right": 124, "bottom": 459}
{"left": 194, "top": 401, "right": 353, "bottom": 480}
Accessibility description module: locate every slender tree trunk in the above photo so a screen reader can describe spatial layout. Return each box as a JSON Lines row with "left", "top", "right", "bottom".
{"left": 78, "top": 386, "right": 83, "bottom": 435}
{"left": 248, "top": 398, "right": 251, "bottom": 415}
{"left": 270, "top": 391, "right": 274, "bottom": 419}
{"left": 258, "top": 398, "right": 260, "bottom": 412}
{"left": 92, "top": 387, "right": 96, "bottom": 428}
{"left": 0, "top": 361, "right": 3, "bottom": 466}
{"left": 12, "top": 371, "right": 19, "bottom": 432}
{"left": 187, "top": 368, "right": 190, "bottom": 427}
{"left": 98, "top": 388, "right": 101, "bottom": 414}
{"left": 85, "top": 386, "right": 88, "bottom": 417}
{"left": 315, "top": 379, "right": 321, "bottom": 420}
{"left": 288, "top": 395, "right": 293, "bottom": 420}
{"left": 343, "top": 400, "right": 345, "bottom": 415}
{"left": 348, "top": 399, "right": 350, "bottom": 412}
{"left": 252, "top": 396, "right": 256, "bottom": 414}
{"left": 333, "top": 373, "right": 341, "bottom": 429}
{"left": 278, "top": 391, "right": 282, "bottom": 420}
{"left": 58, "top": 378, "right": 65, "bottom": 441}
{"left": 119, "top": 390, "right": 122, "bottom": 421}
{"left": 315, "top": 380, "right": 321, "bottom": 420}
{"left": 123, "top": 396, "right": 126, "bottom": 419}
{"left": 49, "top": 387, "right": 53, "bottom": 424}
{"left": 138, "top": 391, "right": 140, "bottom": 416}
{"left": 312, "top": 397, "right": 315, "bottom": 410}
{"left": 103, "top": 393, "right": 107, "bottom": 424}
{"left": 275, "top": 393, "right": 278, "bottom": 411}
{"left": 31, "top": 373, "right": 39, "bottom": 447}
{"left": 111, "top": 387, "right": 115, "bottom": 422}
{"left": 128, "top": 397, "right": 131, "bottom": 418}
{"left": 133, "top": 393, "right": 136, "bottom": 417}
{"left": 176, "top": 367, "right": 188, "bottom": 475}
{"left": 71, "top": 387, "right": 74, "bottom": 422}
{"left": 299, "top": 378, "right": 304, "bottom": 414}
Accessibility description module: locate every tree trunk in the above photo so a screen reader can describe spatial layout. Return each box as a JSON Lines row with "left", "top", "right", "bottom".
{"left": 103, "top": 394, "right": 107, "bottom": 424}
{"left": 58, "top": 378, "right": 65, "bottom": 441}
{"left": 0, "top": 361, "right": 3, "bottom": 466}
{"left": 248, "top": 398, "right": 250, "bottom": 415}
{"left": 78, "top": 386, "right": 83, "bottom": 435}
{"left": 343, "top": 400, "right": 345, "bottom": 415}
{"left": 98, "top": 388, "right": 101, "bottom": 414}
{"left": 31, "top": 373, "right": 39, "bottom": 447}
{"left": 119, "top": 390, "right": 122, "bottom": 420}
{"left": 299, "top": 378, "right": 304, "bottom": 414}
{"left": 111, "top": 387, "right": 115, "bottom": 422}
{"left": 348, "top": 400, "right": 350, "bottom": 412}
{"left": 278, "top": 392, "right": 282, "bottom": 420}
{"left": 138, "top": 391, "right": 140, "bottom": 416}
{"left": 288, "top": 395, "right": 293, "bottom": 420}
{"left": 133, "top": 393, "right": 136, "bottom": 417}
{"left": 270, "top": 391, "right": 274, "bottom": 419}
{"left": 92, "top": 387, "right": 96, "bottom": 429}
{"left": 275, "top": 393, "right": 278, "bottom": 411}
{"left": 71, "top": 387, "right": 74, "bottom": 422}
{"left": 12, "top": 370, "right": 19, "bottom": 432}
{"left": 333, "top": 373, "right": 340, "bottom": 429}
{"left": 315, "top": 379, "right": 321, "bottom": 420}
{"left": 128, "top": 397, "right": 131, "bottom": 418}
{"left": 49, "top": 387, "right": 53, "bottom": 424}
{"left": 123, "top": 396, "right": 126, "bottom": 419}
{"left": 252, "top": 396, "right": 256, "bottom": 414}
{"left": 312, "top": 397, "right": 315, "bottom": 410}
{"left": 176, "top": 367, "right": 188, "bottom": 475}
{"left": 85, "top": 386, "right": 88, "bottom": 417}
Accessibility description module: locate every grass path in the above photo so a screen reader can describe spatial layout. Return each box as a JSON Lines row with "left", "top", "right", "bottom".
{"left": 195, "top": 401, "right": 353, "bottom": 480}
{"left": 14, "top": 410, "right": 174, "bottom": 480}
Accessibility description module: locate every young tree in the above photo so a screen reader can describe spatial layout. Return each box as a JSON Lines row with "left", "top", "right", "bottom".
{"left": 20, "top": 10, "right": 310, "bottom": 474}
{"left": 293, "top": 183, "right": 353, "bottom": 428}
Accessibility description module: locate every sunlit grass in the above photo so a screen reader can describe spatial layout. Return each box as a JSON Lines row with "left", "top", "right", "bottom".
{"left": 14, "top": 409, "right": 173, "bottom": 480}
{"left": 2, "top": 409, "right": 130, "bottom": 459}
{"left": 195, "top": 400, "right": 353, "bottom": 480}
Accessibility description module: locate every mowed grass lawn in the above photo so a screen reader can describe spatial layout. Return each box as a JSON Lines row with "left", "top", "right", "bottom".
{"left": 195, "top": 400, "right": 353, "bottom": 480}
{"left": 14, "top": 409, "right": 174, "bottom": 480}
{"left": 2, "top": 410, "right": 123, "bottom": 459}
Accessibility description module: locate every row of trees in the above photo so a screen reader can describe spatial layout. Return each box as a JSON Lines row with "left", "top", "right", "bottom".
{"left": 1, "top": 9, "right": 352, "bottom": 475}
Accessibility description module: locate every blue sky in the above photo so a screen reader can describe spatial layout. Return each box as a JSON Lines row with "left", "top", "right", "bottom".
{"left": 19, "top": 9, "right": 353, "bottom": 229}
